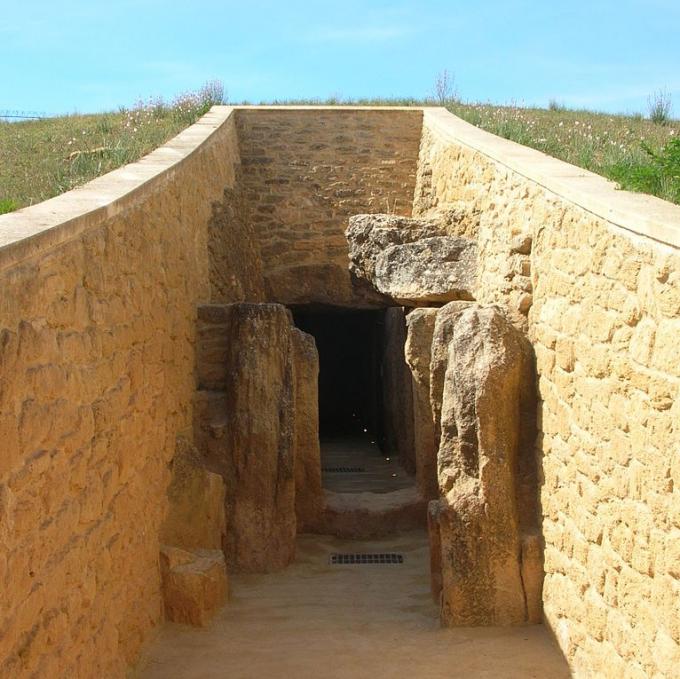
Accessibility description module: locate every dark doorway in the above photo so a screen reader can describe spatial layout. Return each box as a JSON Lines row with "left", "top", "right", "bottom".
{"left": 291, "top": 306, "right": 386, "bottom": 446}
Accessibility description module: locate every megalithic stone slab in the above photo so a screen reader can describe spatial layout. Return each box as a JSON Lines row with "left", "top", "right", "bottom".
{"left": 196, "top": 303, "right": 297, "bottom": 573}
{"left": 291, "top": 328, "right": 324, "bottom": 532}
{"left": 429, "top": 301, "right": 474, "bottom": 457}
{"left": 346, "top": 213, "right": 477, "bottom": 305}
{"left": 382, "top": 307, "right": 416, "bottom": 474}
{"left": 160, "top": 546, "right": 228, "bottom": 627}
{"left": 404, "top": 307, "right": 439, "bottom": 499}
{"left": 436, "top": 305, "right": 539, "bottom": 625}
{"left": 160, "top": 436, "right": 226, "bottom": 551}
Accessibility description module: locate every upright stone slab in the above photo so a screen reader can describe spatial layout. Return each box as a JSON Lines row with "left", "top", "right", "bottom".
{"left": 435, "top": 306, "right": 538, "bottom": 625}
{"left": 160, "top": 436, "right": 226, "bottom": 551}
{"left": 404, "top": 308, "right": 439, "bottom": 499}
{"left": 195, "top": 303, "right": 297, "bottom": 573}
{"left": 159, "top": 436, "right": 229, "bottom": 626}
{"left": 429, "top": 301, "right": 473, "bottom": 457}
{"left": 291, "top": 328, "right": 324, "bottom": 531}
{"left": 382, "top": 307, "right": 416, "bottom": 474}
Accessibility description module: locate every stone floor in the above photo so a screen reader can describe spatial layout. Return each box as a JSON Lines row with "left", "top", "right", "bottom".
{"left": 136, "top": 532, "right": 570, "bottom": 679}
{"left": 321, "top": 433, "right": 414, "bottom": 493}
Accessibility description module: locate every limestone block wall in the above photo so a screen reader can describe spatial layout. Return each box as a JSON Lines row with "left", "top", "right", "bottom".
{"left": 236, "top": 108, "right": 422, "bottom": 306}
{"left": 0, "top": 107, "right": 259, "bottom": 677}
{"left": 418, "top": 108, "right": 680, "bottom": 677}
{"left": 414, "top": 119, "right": 533, "bottom": 329}
{"left": 207, "top": 113, "right": 265, "bottom": 303}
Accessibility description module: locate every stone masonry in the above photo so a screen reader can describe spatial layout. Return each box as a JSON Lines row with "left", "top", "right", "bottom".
{"left": 0, "top": 109, "right": 240, "bottom": 678}
{"left": 236, "top": 109, "right": 422, "bottom": 307}
{"left": 418, "top": 108, "right": 680, "bottom": 677}
{"left": 0, "top": 105, "right": 679, "bottom": 679}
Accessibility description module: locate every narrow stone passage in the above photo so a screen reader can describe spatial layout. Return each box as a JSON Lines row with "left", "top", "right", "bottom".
{"left": 137, "top": 532, "right": 569, "bottom": 679}
{"left": 321, "top": 434, "right": 413, "bottom": 494}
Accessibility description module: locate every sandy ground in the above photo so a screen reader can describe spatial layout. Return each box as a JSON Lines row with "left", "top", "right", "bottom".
{"left": 136, "top": 532, "right": 570, "bottom": 679}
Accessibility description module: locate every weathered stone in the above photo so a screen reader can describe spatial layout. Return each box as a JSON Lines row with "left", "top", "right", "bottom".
{"left": 346, "top": 213, "right": 477, "bottom": 304}
{"left": 429, "top": 203, "right": 481, "bottom": 240}
{"left": 160, "top": 546, "right": 228, "bottom": 627}
{"left": 318, "top": 487, "right": 427, "bottom": 539}
{"left": 429, "top": 301, "right": 474, "bottom": 451}
{"left": 382, "top": 307, "right": 416, "bottom": 474}
{"left": 196, "top": 305, "right": 232, "bottom": 390}
{"left": 510, "top": 234, "right": 533, "bottom": 255}
{"left": 427, "top": 499, "right": 444, "bottom": 603}
{"left": 195, "top": 303, "right": 296, "bottom": 573}
{"left": 291, "top": 328, "right": 324, "bottom": 531}
{"left": 160, "top": 436, "right": 226, "bottom": 551}
{"left": 404, "top": 308, "right": 439, "bottom": 499}
{"left": 435, "top": 305, "right": 538, "bottom": 625}
{"left": 521, "top": 533, "right": 544, "bottom": 624}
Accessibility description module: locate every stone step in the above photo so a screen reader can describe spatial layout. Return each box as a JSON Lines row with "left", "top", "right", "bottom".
{"left": 312, "top": 486, "right": 427, "bottom": 539}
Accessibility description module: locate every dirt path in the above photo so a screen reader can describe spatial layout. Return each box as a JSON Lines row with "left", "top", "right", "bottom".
{"left": 136, "top": 532, "right": 569, "bottom": 679}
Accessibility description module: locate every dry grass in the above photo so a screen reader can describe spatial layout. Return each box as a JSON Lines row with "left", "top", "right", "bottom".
{"left": 0, "top": 82, "right": 224, "bottom": 212}
{"left": 451, "top": 103, "right": 677, "bottom": 175}
{"left": 2, "top": 89, "right": 679, "bottom": 211}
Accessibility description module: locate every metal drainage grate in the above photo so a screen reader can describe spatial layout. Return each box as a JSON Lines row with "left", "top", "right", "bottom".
{"left": 322, "top": 466, "right": 366, "bottom": 473}
{"left": 329, "top": 553, "right": 404, "bottom": 565}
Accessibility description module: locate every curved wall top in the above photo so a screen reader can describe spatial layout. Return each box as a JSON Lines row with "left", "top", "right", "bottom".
{"left": 423, "top": 107, "right": 680, "bottom": 250}
{"left": 0, "top": 106, "right": 236, "bottom": 273}
{"left": 2, "top": 104, "right": 678, "bottom": 272}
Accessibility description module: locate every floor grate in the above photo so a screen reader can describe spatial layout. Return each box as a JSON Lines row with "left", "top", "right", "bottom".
{"left": 322, "top": 466, "right": 366, "bottom": 473}
{"left": 329, "top": 553, "right": 404, "bottom": 565}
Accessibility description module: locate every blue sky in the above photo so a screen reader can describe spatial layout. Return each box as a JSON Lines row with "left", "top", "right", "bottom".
{"left": 2, "top": 0, "right": 679, "bottom": 116}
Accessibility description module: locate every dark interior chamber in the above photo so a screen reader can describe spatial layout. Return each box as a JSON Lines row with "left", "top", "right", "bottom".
{"left": 291, "top": 306, "right": 386, "bottom": 445}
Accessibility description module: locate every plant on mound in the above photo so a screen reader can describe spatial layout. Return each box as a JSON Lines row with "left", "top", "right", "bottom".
{"left": 648, "top": 88, "right": 672, "bottom": 125}
{"left": 609, "top": 137, "right": 680, "bottom": 203}
{"left": 0, "top": 198, "right": 17, "bottom": 214}
{"left": 171, "top": 80, "right": 227, "bottom": 125}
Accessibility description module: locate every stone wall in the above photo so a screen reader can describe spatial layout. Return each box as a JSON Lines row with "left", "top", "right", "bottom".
{"left": 3, "top": 103, "right": 679, "bottom": 679}
{"left": 418, "top": 108, "right": 680, "bottom": 677}
{"left": 236, "top": 108, "right": 422, "bottom": 306}
{"left": 0, "top": 107, "right": 259, "bottom": 677}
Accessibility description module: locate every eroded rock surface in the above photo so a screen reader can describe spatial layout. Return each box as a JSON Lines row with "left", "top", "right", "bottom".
{"left": 160, "top": 436, "right": 226, "bottom": 551}
{"left": 195, "top": 303, "right": 297, "bottom": 573}
{"left": 382, "top": 307, "right": 416, "bottom": 474}
{"left": 404, "top": 308, "right": 439, "bottom": 499}
{"left": 432, "top": 305, "right": 539, "bottom": 625}
{"left": 160, "top": 546, "right": 228, "bottom": 627}
{"left": 346, "top": 213, "right": 477, "bottom": 304}
{"left": 291, "top": 328, "right": 324, "bottom": 531}
{"left": 429, "top": 301, "right": 473, "bottom": 451}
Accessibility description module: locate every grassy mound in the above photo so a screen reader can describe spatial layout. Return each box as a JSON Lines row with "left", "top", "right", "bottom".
{"left": 1, "top": 87, "right": 679, "bottom": 212}
{"left": 0, "top": 82, "right": 224, "bottom": 212}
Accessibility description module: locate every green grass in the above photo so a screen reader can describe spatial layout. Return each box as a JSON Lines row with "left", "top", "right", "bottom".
{"left": 608, "top": 138, "right": 680, "bottom": 203}
{"left": 445, "top": 101, "right": 680, "bottom": 204}
{"left": 2, "top": 87, "right": 679, "bottom": 211}
{"left": 0, "top": 81, "right": 224, "bottom": 211}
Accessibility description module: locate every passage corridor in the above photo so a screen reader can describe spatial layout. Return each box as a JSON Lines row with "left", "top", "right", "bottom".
{"left": 137, "top": 532, "right": 569, "bottom": 679}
